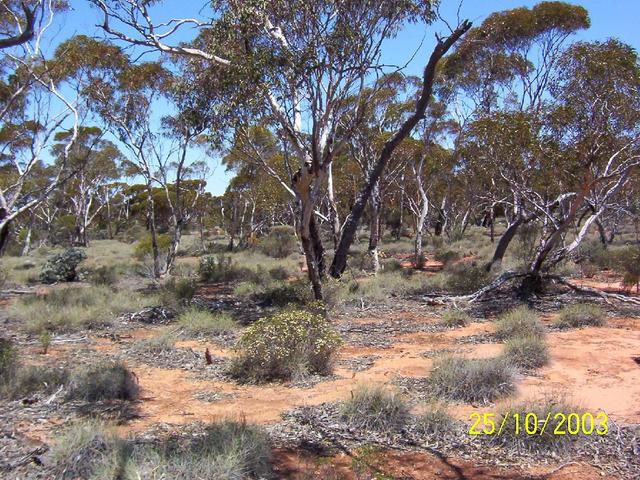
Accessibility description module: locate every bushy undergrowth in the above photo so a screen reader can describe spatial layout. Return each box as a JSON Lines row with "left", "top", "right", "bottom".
{"left": 199, "top": 255, "right": 251, "bottom": 283}
{"left": 553, "top": 303, "right": 606, "bottom": 329}
{"left": 429, "top": 356, "right": 516, "bottom": 404}
{"left": 504, "top": 335, "right": 549, "bottom": 370}
{"left": 439, "top": 310, "right": 471, "bottom": 328}
{"left": 494, "top": 306, "right": 545, "bottom": 339}
{"left": 52, "top": 419, "right": 271, "bottom": 480}
{"left": 341, "top": 384, "right": 410, "bottom": 432}
{"left": 231, "top": 308, "right": 342, "bottom": 382}
{"left": 11, "top": 285, "right": 155, "bottom": 333}
{"left": 158, "top": 276, "right": 198, "bottom": 311}
{"left": 133, "top": 333, "right": 176, "bottom": 354}
{"left": 259, "top": 225, "right": 297, "bottom": 258}
{"left": 133, "top": 233, "right": 171, "bottom": 260}
{"left": 178, "top": 308, "right": 237, "bottom": 336}
{"left": 4, "top": 365, "right": 69, "bottom": 398}
{"left": 89, "top": 265, "right": 118, "bottom": 286}
{"left": 39, "top": 248, "right": 87, "bottom": 284}
{"left": 0, "top": 338, "right": 19, "bottom": 387}
{"left": 442, "top": 262, "right": 490, "bottom": 294}
{"left": 67, "top": 361, "right": 139, "bottom": 401}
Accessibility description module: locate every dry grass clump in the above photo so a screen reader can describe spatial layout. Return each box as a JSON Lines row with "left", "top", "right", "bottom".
{"left": 11, "top": 285, "right": 155, "bottom": 333}
{"left": 494, "top": 306, "right": 545, "bottom": 340}
{"left": 428, "top": 356, "right": 516, "bottom": 404}
{"left": 493, "top": 396, "right": 587, "bottom": 452}
{"left": 51, "top": 419, "right": 272, "bottom": 480}
{"left": 230, "top": 308, "right": 342, "bottom": 382}
{"left": 553, "top": 303, "right": 606, "bottom": 329}
{"left": 177, "top": 308, "right": 237, "bottom": 336}
{"left": 67, "top": 361, "right": 139, "bottom": 401}
{"left": 439, "top": 310, "right": 471, "bottom": 328}
{"left": 341, "top": 384, "right": 410, "bottom": 432}
{"left": 415, "top": 401, "right": 457, "bottom": 436}
{"left": 504, "top": 335, "right": 549, "bottom": 370}
{"left": 132, "top": 332, "right": 177, "bottom": 354}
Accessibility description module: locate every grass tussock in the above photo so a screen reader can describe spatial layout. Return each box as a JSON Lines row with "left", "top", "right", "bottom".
{"left": 494, "top": 396, "right": 587, "bottom": 452}
{"left": 494, "top": 306, "right": 545, "bottom": 340}
{"left": 11, "top": 285, "right": 156, "bottom": 333}
{"left": 52, "top": 418, "right": 271, "bottom": 480}
{"left": 429, "top": 356, "right": 516, "bottom": 404}
{"left": 504, "top": 335, "right": 550, "bottom": 370}
{"left": 341, "top": 384, "right": 410, "bottom": 432}
{"left": 415, "top": 401, "right": 457, "bottom": 436}
{"left": 230, "top": 308, "right": 342, "bottom": 382}
{"left": 178, "top": 308, "right": 237, "bottom": 336}
{"left": 67, "top": 361, "right": 139, "bottom": 401}
{"left": 439, "top": 310, "right": 471, "bottom": 328}
{"left": 553, "top": 303, "right": 606, "bottom": 329}
{"left": 133, "top": 332, "right": 177, "bottom": 354}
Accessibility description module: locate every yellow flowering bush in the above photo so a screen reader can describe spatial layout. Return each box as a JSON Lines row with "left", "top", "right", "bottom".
{"left": 231, "top": 308, "right": 343, "bottom": 382}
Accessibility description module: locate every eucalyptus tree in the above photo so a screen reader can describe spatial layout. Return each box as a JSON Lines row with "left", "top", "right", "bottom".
{"left": 91, "top": 0, "right": 470, "bottom": 299}
{"left": 0, "top": 1, "right": 81, "bottom": 253}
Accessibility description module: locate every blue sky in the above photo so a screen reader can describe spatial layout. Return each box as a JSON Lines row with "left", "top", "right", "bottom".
{"left": 50, "top": 1, "right": 640, "bottom": 195}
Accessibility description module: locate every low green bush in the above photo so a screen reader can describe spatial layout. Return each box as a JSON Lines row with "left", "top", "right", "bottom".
{"left": 231, "top": 308, "right": 342, "bottom": 382}
{"left": 439, "top": 310, "right": 471, "bottom": 328}
{"left": 429, "top": 356, "right": 515, "bottom": 404}
{"left": 553, "top": 303, "right": 606, "bottom": 329}
{"left": 259, "top": 225, "right": 298, "bottom": 258}
{"left": 494, "top": 306, "right": 545, "bottom": 339}
{"left": 133, "top": 233, "right": 172, "bottom": 260}
{"left": 67, "top": 361, "right": 139, "bottom": 401}
{"left": 341, "top": 384, "right": 410, "bottom": 432}
{"left": 198, "top": 255, "right": 251, "bottom": 283}
{"left": 39, "top": 248, "right": 87, "bottom": 284}
{"left": 0, "top": 338, "right": 19, "bottom": 386}
{"left": 133, "top": 333, "right": 176, "bottom": 354}
{"left": 89, "top": 265, "right": 118, "bottom": 286}
{"left": 504, "top": 335, "right": 549, "bottom": 370}
{"left": 443, "top": 263, "right": 490, "bottom": 294}
{"left": 178, "top": 308, "right": 237, "bottom": 336}
{"left": 3, "top": 365, "right": 69, "bottom": 398}
{"left": 416, "top": 401, "right": 457, "bottom": 436}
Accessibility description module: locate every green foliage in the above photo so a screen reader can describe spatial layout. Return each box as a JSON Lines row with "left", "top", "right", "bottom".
{"left": 89, "top": 265, "right": 118, "bottom": 286}
{"left": 39, "top": 329, "right": 52, "bottom": 354}
{"left": 3, "top": 365, "right": 69, "bottom": 399}
{"left": 434, "top": 247, "right": 460, "bottom": 265}
{"left": 231, "top": 308, "right": 342, "bottom": 382}
{"left": 178, "top": 308, "right": 237, "bottom": 336}
{"left": 11, "top": 285, "right": 154, "bottom": 333}
{"left": 439, "top": 310, "right": 471, "bottom": 328}
{"left": 341, "top": 384, "right": 410, "bottom": 432}
{"left": 0, "top": 338, "right": 19, "bottom": 386}
{"left": 199, "top": 255, "right": 250, "bottom": 282}
{"left": 553, "top": 303, "right": 605, "bottom": 329}
{"left": 494, "top": 306, "right": 545, "bottom": 339}
{"left": 429, "top": 356, "right": 515, "bottom": 404}
{"left": 159, "top": 276, "right": 198, "bottom": 311}
{"left": 504, "top": 335, "right": 549, "bottom": 370}
{"left": 133, "top": 333, "right": 176, "bottom": 354}
{"left": 133, "top": 233, "right": 172, "bottom": 260}
{"left": 67, "top": 361, "right": 139, "bottom": 401}
{"left": 259, "top": 225, "right": 298, "bottom": 258}
{"left": 443, "top": 262, "right": 490, "bottom": 294}
{"left": 39, "top": 248, "right": 87, "bottom": 284}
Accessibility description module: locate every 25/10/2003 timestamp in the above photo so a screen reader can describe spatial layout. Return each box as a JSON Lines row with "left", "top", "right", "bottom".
{"left": 469, "top": 412, "right": 609, "bottom": 436}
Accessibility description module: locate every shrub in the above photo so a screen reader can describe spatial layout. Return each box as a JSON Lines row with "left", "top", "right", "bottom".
{"left": 429, "top": 356, "right": 515, "bottom": 404}
{"left": 159, "top": 276, "right": 198, "bottom": 311}
{"left": 494, "top": 397, "right": 585, "bottom": 452}
{"left": 11, "top": 285, "right": 154, "bottom": 333}
{"left": 67, "top": 361, "right": 139, "bottom": 401}
{"left": 416, "top": 401, "right": 457, "bottom": 436}
{"left": 51, "top": 419, "right": 126, "bottom": 480}
{"left": 133, "top": 333, "right": 176, "bottom": 354}
{"left": 268, "top": 265, "right": 290, "bottom": 280}
{"left": 259, "top": 225, "right": 298, "bottom": 258}
{"left": 259, "top": 279, "right": 313, "bottom": 307}
{"left": 133, "top": 233, "right": 172, "bottom": 260}
{"left": 383, "top": 258, "right": 404, "bottom": 273}
{"left": 39, "top": 248, "right": 87, "bottom": 284}
{"left": 443, "top": 263, "right": 490, "bottom": 294}
{"left": 494, "top": 306, "right": 545, "bottom": 340}
{"left": 341, "top": 384, "right": 410, "bottom": 432}
{"left": 89, "top": 265, "right": 118, "bottom": 286}
{"left": 231, "top": 308, "right": 342, "bottom": 382}
{"left": 199, "top": 255, "right": 250, "bottom": 283}
{"left": 39, "top": 329, "right": 52, "bottom": 354}
{"left": 553, "top": 303, "right": 605, "bottom": 329}
{"left": 504, "top": 335, "right": 549, "bottom": 370}
{"left": 178, "top": 308, "right": 236, "bottom": 336}
{"left": 434, "top": 247, "right": 460, "bottom": 265}
{"left": 0, "top": 338, "right": 19, "bottom": 386}
{"left": 439, "top": 310, "right": 471, "bottom": 328}
{"left": 4, "top": 365, "right": 69, "bottom": 398}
